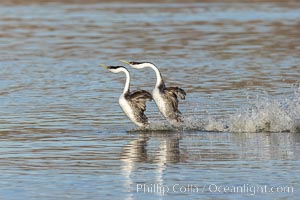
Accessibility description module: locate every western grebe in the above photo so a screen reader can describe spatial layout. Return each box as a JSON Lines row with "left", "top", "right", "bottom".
{"left": 101, "top": 64, "right": 152, "bottom": 128}
{"left": 120, "top": 60, "right": 186, "bottom": 127}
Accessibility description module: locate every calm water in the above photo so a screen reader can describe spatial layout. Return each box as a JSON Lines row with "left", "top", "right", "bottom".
{"left": 0, "top": 2, "right": 300, "bottom": 200}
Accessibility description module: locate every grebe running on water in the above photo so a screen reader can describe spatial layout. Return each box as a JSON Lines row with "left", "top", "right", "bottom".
{"left": 120, "top": 61, "right": 186, "bottom": 127}
{"left": 101, "top": 64, "right": 152, "bottom": 128}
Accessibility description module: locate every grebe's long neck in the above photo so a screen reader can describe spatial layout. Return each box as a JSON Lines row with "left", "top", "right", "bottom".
{"left": 121, "top": 68, "right": 130, "bottom": 94}
{"left": 143, "top": 63, "right": 164, "bottom": 88}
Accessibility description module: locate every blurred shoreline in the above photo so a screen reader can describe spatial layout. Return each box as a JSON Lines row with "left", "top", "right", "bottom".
{"left": 1, "top": 0, "right": 299, "bottom": 5}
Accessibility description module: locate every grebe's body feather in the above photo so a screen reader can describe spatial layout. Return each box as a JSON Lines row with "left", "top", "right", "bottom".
{"left": 119, "top": 90, "right": 152, "bottom": 127}
{"left": 153, "top": 82, "right": 186, "bottom": 126}
{"left": 103, "top": 65, "right": 152, "bottom": 128}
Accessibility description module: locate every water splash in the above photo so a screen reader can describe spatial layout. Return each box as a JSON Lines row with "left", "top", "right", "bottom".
{"left": 146, "top": 120, "right": 173, "bottom": 131}
{"left": 128, "top": 120, "right": 174, "bottom": 133}
{"left": 182, "top": 115, "right": 227, "bottom": 132}
{"left": 182, "top": 87, "right": 300, "bottom": 133}
{"left": 229, "top": 88, "right": 300, "bottom": 133}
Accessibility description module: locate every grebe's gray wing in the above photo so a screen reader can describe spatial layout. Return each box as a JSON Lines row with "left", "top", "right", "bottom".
{"left": 164, "top": 88, "right": 180, "bottom": 115}
{"left": 166, "top": 87, "right": 186, "bottom": 100}
{"left": 128, "top": 90, "right": 152, "bottom": 112}
{"left": 164, "top": 86, "right": 186, "bottom": 116}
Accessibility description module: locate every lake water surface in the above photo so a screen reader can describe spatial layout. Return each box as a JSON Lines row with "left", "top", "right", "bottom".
{"left": 0, "top": 2, "right": 300, "bottom": 200}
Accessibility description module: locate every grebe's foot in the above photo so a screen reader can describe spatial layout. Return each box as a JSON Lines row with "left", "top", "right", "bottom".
{"left": 139, "top": 122, "right": 151, "bottom": 130}
{"left": 168, "top": 119, "right": 184, "bottom": 130}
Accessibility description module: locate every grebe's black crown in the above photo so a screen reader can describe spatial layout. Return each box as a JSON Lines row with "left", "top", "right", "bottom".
{"left": 107, "top": 66, "right": 127, "bottom": 70}
{"left": 129, "top": 61, "right": 153, "bottom": 65}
